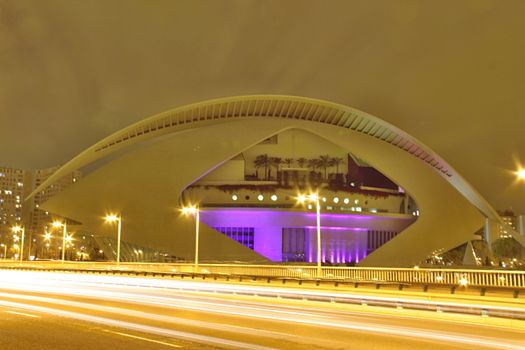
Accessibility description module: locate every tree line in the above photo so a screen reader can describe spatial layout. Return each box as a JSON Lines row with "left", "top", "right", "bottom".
{"left": 254, "top": 154, "right": 345, "bottom": 181}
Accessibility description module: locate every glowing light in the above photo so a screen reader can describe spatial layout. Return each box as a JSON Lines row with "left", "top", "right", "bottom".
{"left": 105, "top": 214, "right": 120, "bottom": 222}
{"left": 257, "top": 194, "right": 264, "bottom": 201}
{"left": 270, "top": 195, "right": 277, "bottom": 201}
{"left": 308, "top": 194, "right": 318, "bottom": 202}
{"left": 333, "top": 197, "right": 339, "bottom": 204}
{"left": 343, "top": 198, "right": 349, "bottom": 204}
{"left": 44, "top": 232, "right": 52, "bottom": 241}
{"left": 459, "top": 277, "right": 468, "bottom": 286}
{"left": 231, "top": 194, "right": 238, "bottom": 201}
{"left": 181, "top": 206, "right": 198, "bottom": 217}
{"left": 11, "top": 226, "right": 22, "bottom": 233}
{"left": 52, "top": 221, "right": 63, "bottom": 228}
{"left": 517, "top": 168, "right": 525, "bottom": 180}
{"left": 296, "top": 194, "right": 306, "bottom": 203}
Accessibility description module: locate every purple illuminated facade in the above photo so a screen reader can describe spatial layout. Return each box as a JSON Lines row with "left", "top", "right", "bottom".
{"left": 200, "top": 208, "right": 414, "bottom": 263}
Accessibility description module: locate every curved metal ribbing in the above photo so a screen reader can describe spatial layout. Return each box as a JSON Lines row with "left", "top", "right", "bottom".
{"left": 91, "top": 96, "right": 452, "bottom": 177}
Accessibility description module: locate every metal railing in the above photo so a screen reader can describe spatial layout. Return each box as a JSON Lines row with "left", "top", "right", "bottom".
{"left": 1, "top": 260, "right": 524, "bottom": 289}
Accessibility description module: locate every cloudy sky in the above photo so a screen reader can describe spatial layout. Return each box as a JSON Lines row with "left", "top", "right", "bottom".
{"left": 1, "top": 0, "right": 524, "bottom": 212}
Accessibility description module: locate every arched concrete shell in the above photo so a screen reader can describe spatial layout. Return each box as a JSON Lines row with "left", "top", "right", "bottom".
{"left": 34, "top": 95, "right": 515, "bottom": 266}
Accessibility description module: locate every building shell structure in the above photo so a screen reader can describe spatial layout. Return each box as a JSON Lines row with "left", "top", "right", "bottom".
{"left": 28, "top": 95, "right": 523, "bottom": 266}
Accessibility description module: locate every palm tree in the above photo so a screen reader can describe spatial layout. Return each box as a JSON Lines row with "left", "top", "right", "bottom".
{"left": 270, "top": 157, "right": 282, "bottom": 180}
{"left": 332, "top": 157, "right": 344, "bottom": 174}
{"left": 254, "top": 154, "right": 271, "bottom": 180}
{"left": 318, "top": 155, "right": 333, "bottom": 180}
{"left": 284, "top": 158, "right": 294, "bottom": 168}
{"left": 297, "top": 157, "right": 307, "bottom": 168}
{"left": 308, "top": 158, "right": 321, "bottom": 172}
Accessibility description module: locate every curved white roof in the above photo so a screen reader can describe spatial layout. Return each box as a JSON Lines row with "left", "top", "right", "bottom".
{"left": 28, "top": 95, "right": 500, "bottom": 222}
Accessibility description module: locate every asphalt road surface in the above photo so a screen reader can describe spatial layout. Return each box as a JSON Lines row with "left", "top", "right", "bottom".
{"left": 0, "top": 270, "right": 524, "bottom": 350}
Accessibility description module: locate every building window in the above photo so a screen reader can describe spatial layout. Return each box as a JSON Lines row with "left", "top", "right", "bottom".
{"left": 282, "top": 228, "right": 307, "bottom": 262}
{"left": 214, "top": 227, "right": 254, "bottom": 250}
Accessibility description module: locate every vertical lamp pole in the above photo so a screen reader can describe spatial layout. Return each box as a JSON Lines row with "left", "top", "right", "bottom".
{"left": 315, "top": 195, "right": 321, "bottom": 278}
{"left": 11, "top": 226, "right": 25, "bottom": 262}
{"left": 1, "top": 244, "right": 6, "bottom": 259}
{"left": 53, "top": 221, "right": 68, "bottom": 262}
{"left": 182, "top": 205, "right": 200, "bottom": 272}
{"left": 105, "top": 214, "right": 122, "bottom": 265}
{"left": 297, "top": 193, "right": 323, "bottom": 278}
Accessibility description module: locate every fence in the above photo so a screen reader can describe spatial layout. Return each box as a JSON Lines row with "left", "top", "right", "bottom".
{"left": 1, "top": 260, "right": 524, "bottom": 289}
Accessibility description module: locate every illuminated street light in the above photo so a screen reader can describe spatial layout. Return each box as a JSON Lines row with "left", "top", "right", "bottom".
{"left": 181, "top": 204, "right": 200, "bottom": 272}
{"left": 517, "top": 168, "right": 525, "bottom": 180}
{"left": 53, "top": 220, "right": 68, "bottom": 262}
{"left": 44, "top": 231, "right": 52, "bottom": 242}
{"left": 11, "top": 226, "right": 25, "bottom": 262}
{"left": 296, "top": 193, "right": 322, "bottom": 278}
{"left": 104, "top": 214, "right": 122, "bottom": 265}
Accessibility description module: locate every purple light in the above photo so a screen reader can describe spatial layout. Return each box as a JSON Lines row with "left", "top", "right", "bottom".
{"left": 198, "top": 208, "right": 395, "bottom": 264}
{"left": 303, "top": 225, "right": 367, "bottom": 231}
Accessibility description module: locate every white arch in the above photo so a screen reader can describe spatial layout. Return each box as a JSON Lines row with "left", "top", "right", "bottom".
{"left": 27, "top": 95, "right": 501, "bottom": 225}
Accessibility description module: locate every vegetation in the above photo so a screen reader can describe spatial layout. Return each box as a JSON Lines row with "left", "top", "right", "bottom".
{"left": 492, "top": 237, "right": 523, "bottom": 259}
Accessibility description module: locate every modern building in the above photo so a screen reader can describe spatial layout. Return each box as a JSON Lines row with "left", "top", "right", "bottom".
{"left": 29, "top": 95, "right": 525, "bottom": 266}
{"left": 497, "top": 209, "right": 525, "bottom": 238}
{"left": 0, "top": 167, "right": 29, "bottom": 242}
{"left": 0, "top": 165, "right": 81, "bottom": 259}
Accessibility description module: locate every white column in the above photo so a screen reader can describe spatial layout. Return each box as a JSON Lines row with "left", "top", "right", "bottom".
{"left": 61, "top": 223, "right": 67, "bottom": 262}
{"left": 194, "top": 209, "right": 200, "bottom": 271}
{"left": 518, "top": 215, "right": 525, "bottom": 236}
{"left": 316, "top": 199, "right": 321, "bottom": 278}
{"left": 484, "top": 218, "right": 492, "bottom": 250}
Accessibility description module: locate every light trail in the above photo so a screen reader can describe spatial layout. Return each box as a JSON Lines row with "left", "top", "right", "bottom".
{"left": 1, "top": 269, "right": 524, "bottom": 316}
{"left": 103, "top": 330, "right": 183, "bottom": 348}
{"left": 0, "top": 291, "right": 303, "bottom": 342}
{"left": 5, "top": 310, "right": 41, "bottom": 318}
{"left": 0, "top": 299, "right": 276, "bottom": 350}
{"left": 1, "top": 290, "right": 524, "bottom": 350}
{"left": 1, "top": 270, "right": 524, "bottom": 350}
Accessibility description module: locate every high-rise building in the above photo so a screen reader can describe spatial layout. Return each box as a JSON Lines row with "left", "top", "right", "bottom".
{"left": 0, "top": 165, "right": 81, "bottom": 259}
{"left": 497, "top": 209, "right": 525, "bottom": 237}
{"left": 0, "top": 166, "right": 30, "bottom": 241}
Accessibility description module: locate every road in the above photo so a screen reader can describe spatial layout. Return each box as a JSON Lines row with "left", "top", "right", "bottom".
{"left": 0, "top": 270, "right": 524, "bottom": 349}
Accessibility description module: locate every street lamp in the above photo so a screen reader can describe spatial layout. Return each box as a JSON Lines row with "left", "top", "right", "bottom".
{"left": 11, "top": 225, "right": 25, "bottom": 262}
{"left": 105, "top": 214, "right": 122, "bottom": 265}
{"left": 43, "top": 231, "right": 52, "bottom": 259}
{"left": 297, "top": 193, "right": 322, "bottom": 278}
{"left": 181, "top": 205, "right": 200, "bottom": 272}
{"left": 53, "top": 220, "right": 68, "bottom": 262}
{"left": 517, "top": 168, "right": 525, "bottom": 180}
{"left": 0, "top": 243, "right": 6, "bottom": 259}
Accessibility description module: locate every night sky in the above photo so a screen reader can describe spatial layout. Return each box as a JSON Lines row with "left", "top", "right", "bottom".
{"left": 1, "top": 0, "right": 524, "bottom": 213}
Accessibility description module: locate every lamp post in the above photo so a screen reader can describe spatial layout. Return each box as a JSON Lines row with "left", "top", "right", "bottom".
{"left": 53, "top": 221, "right": 68, "bottom": 262}
{"left": 43, "top": 231, "right": 52, "bottom": 259}
{"left": 11, "top": 226, "right": 25, "bottom": 262}
{"left": 0, "top": 243, "right": 7, "bottom": 259}
{"left": 297, "top": 193, "right": 322, "bottom": 278}
{"left": 181, "top": 205, "right": 200, "bottom": 272}
{"left": 105, "top": 214, "right": 122, "bottom": 265}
